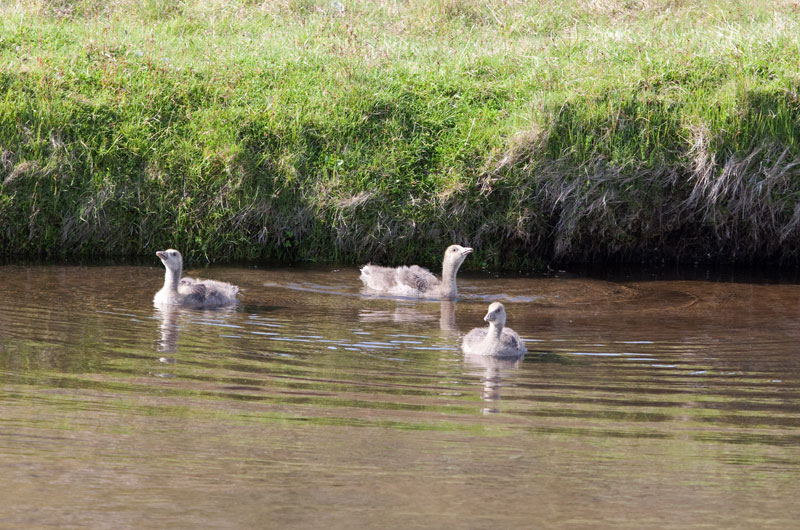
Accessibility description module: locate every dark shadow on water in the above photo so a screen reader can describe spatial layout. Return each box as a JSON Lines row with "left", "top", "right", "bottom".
{"left": 559, "top": 263, "right": 800, "bottom": 285}
{"left": 523, "top": 351, "right": 582, "bottom": 365}
{"left": 239, "top": 304, "right": 287, "bottom": 314}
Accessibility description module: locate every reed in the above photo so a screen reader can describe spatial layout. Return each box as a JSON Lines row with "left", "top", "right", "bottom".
{"left": 1, "top": 0, "right": 799, "bottom": 268}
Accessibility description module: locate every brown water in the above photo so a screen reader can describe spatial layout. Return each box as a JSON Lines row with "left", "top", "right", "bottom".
{"left": 1, "top": 264, "right": 799, "bottom": 529}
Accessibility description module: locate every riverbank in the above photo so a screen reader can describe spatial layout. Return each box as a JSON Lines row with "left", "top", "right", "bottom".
{"left": 1, "top": 1, "right": 799, "bottom": 269}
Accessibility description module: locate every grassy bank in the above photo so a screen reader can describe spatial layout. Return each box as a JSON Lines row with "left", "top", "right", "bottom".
{"left": 1, "top": 0, "right": 799, "bottom": 269}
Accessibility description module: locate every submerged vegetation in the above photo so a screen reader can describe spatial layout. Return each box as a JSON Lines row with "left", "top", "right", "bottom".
{"left": 1, "top": 0, "right": 799, "bottom": 269}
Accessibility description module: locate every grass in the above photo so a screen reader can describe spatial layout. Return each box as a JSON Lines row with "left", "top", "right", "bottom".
{"left": 1, "top": 0, "right": 799, "bottom": 269}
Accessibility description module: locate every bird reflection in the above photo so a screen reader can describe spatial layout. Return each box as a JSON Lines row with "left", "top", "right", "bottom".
{"left": 154, "top": 306, "right": 181, "bottom": 353}
{"left": 358, "top": 301, "right": 457, "bottom": 331}
{"left": 439, "top": 301, "right": 455, "bottom": 331}
{"left": 463, "top": 353, "right": 524, "bottom": 414}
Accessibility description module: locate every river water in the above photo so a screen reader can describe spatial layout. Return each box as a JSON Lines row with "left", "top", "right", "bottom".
{"left": 1, "top": 263, "right": 799, "bottom": 528}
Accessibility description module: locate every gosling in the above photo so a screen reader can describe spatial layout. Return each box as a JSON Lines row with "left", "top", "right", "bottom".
{"left": 153, "top": 249, "right": 239, "bottom": 309}
{"left": 359, "top": 244, "right": 473, "bottom": 300}
{"left": 461, "top": 302, "right": 526, "bottom": 358}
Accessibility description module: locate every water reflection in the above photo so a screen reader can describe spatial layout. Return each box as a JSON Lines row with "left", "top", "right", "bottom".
{"left": 155, "top": 307, "right": 180, "bottom": 353}
{"left": 463, "top": 352, "right": 525, "bottom": 414}
{"left": 357, "top": 301, "right": 456, "bottom": 331}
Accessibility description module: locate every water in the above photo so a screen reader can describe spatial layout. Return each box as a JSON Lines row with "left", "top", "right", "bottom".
{"left": 1, "top": 263, "right": 799, "bottom": 528}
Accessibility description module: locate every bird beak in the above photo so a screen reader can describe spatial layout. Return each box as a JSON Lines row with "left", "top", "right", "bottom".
{"left": 484, "top": 314, "right": 491, "bottom": 322}
{"left": 462, "top": 247, "right": 473, "bottom": 255}
{"left": 156, "top": 251, "right": 166, "bottom": 260}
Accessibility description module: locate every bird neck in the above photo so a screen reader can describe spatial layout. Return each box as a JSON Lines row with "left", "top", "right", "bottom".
{"left": 163, "top": 266, "right": 182, "bottom": 293}
{"left": 440, "top": 260, "right": 459, "bottom": 297}
{"left": 488, "top": 321, "right": 504, "bottom": 339}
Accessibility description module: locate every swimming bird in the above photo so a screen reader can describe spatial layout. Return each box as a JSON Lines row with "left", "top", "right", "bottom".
{"left": 153, "top": 249, "right": 239, "bottom": 309}
{"left": 461, "top": 302, "right": 526, "bottom": 358}
{"left": 359, "top": 245, "right": 473, "bottom": 300}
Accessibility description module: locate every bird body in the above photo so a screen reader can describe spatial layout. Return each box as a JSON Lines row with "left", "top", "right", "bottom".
{"left": 154, "top": 249, "right": 239, "bottom": 309}
{"left": 360, "top": 264, "right": 440, "bottom": 296}
{"left": 359, "top": 245, "right": 472, "bottom": 300}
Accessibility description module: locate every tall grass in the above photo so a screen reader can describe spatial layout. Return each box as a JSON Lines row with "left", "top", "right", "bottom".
{"left": 1, "top": 0, "right": 799, "bottom": 268}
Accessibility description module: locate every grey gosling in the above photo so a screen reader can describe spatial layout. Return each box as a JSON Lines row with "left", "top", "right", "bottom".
{"left": 359, "top": 244, "right": 472, "bottom": 300}
{"left": 153, "top": 249, "right": 239, "bottom": 309}
{"left": 461, "top": 302, "right": 526, "bottom": 358}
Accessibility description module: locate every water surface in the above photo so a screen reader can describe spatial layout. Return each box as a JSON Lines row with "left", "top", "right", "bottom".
{"left": 1, "top": 264, "right": 799, "bottom": 528}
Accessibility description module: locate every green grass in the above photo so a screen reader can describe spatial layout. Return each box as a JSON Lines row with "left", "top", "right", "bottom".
{"left": 1, "top": 0, "right": 800, "bottom": 268}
